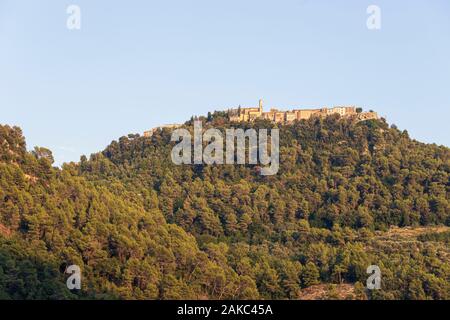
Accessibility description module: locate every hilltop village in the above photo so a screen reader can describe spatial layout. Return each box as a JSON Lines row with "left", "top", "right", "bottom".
{"left": 228, "top": 99, "right": 378, "bottom": 123}
{"left": 143, "top": 100, "right": 379, "bottom": 137}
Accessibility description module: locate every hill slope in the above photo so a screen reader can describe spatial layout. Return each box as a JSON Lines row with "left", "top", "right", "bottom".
{"left": 0, "top": 125, "right": 259, "bottom": 299}
{"left": 0, "top": 113, "right": 449, "bottom": 299}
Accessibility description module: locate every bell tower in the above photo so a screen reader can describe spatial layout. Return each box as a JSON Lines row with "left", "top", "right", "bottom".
{"left": 259, "top": 99, "right": 263, "bottom": 115}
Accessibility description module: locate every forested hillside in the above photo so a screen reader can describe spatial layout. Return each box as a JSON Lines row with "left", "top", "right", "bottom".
{"left": 1, "top": 113, "right": 449, "bottom": 299}
{"left": 0, "top": 125, "right": 260, "bottom": 299}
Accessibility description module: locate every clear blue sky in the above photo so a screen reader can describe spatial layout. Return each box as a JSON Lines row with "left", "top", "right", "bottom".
{"left": 1, "top": 0, "right": 449, "bottom": 165}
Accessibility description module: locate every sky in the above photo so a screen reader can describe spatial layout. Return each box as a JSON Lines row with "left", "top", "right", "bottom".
{"left": 1, "top": 0, "right": 449, "bottom": 165}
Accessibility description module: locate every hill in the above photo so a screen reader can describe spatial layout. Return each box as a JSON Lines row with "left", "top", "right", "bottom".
{"left": 0, "top": 113, "right": 449, "bottom": 299}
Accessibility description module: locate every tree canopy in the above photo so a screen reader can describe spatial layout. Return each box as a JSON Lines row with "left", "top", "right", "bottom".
{"left": 0, "top": 113, "right": 449, "bottom": 300}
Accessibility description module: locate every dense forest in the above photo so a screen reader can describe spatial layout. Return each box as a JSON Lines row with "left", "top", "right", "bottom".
{"left": 0, "top": 112, "right": 449, "bottom": 300}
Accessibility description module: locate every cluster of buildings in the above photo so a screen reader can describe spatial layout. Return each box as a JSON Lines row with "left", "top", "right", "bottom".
{"left": 143, "top": 100, "right": 379, "bottom": 137}
{"left": 228, "top": 99, "right": 378, "bottom": 123}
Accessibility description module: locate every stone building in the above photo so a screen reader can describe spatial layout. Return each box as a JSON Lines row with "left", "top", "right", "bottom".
{"left": 294, "top": 108, "right": 323, "bottom": 120}
{"left": 285, "top": 111, "right": 297, "bottom": 122}
{"left": 356, "top": 111, "right": 378, "bottom": 121}
{"left": 228, "top": 100, "right": 366, "bottom": 124}
{"left": 143, "top": 124, "right": 181, "bottom": 137}
{"left": 229, "top": 99, "right": 263, "bottom": 122}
